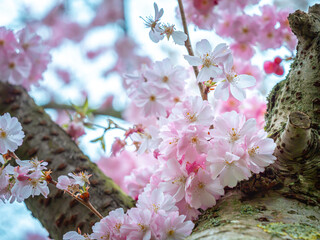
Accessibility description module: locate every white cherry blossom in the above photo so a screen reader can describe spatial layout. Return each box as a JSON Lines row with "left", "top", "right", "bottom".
{"left": 184, "top": 39, "right": 231, "bottom": 83}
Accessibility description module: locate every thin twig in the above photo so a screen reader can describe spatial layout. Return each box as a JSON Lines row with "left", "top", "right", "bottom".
{"left": 41, "top": 102, "right": 122, "bottom": 119}
{"left": 51, "top": 180, "right": 104, "bottom": 220}
{"left": 177, "top": 0, "right": 207, "bottom": 100}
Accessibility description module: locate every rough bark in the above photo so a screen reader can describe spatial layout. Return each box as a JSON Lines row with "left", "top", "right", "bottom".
{"left": 0, "top": 83, "right": 134, "bottom": 240}
{"left": 187, "top": 4, "right": 320, "bottom": 240}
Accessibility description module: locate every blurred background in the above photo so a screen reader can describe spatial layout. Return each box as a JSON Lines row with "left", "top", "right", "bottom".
{"left": 0, "top": 0, "right": 317, "bottom": 239}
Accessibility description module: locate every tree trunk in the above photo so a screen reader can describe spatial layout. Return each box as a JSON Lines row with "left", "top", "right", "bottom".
{"left": 0, "top": 83, "right": 134, "bottom": 240}
{"left": 1, "top": 4, "right": 320, "bottom": 240}
{"left": 187, "top": 4, "right": 320, "bottom": 240}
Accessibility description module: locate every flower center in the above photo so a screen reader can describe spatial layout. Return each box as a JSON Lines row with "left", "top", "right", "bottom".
{"left": 152, "top": 203, "right": 160, "bottom": 213}
{"left": 248, "top": 146, "right": 259, "bottom": 156}
{"left": 229, "top": 128, "right": 240, "bottom": 142}
{"left": 138, "top": 223, "right": 147, "bottom": 232}
{"left": 149, "top": 95, "right": 156, "bottom": 101}
{"left": 0, "top": 129, "right": 6, "bottom": 138}
{"left": 0, "top": 40, "right": 4, "bottom": 46}
{"left": 9, "top": 62, "right": 15, "bottom": 69}
{"left": 191, "top": 136, "right": 198, "bottom": 144}
{"left": 185, "top": 112, "right": 197, "bottom": 122}
{"left": 198, "top": 182, "right": 205, "bottom": 189}
{"left": 162, "top": 76, "right": 169, "bottom": 83}
{"left": 168, "top": 229, "right": 175, "bottom": 236}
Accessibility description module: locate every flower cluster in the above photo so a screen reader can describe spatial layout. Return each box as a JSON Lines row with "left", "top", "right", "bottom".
{"left": 142, "top": 3, "right": 187, "bottom": 45}
{"left": 0, "top": 27, "right": 51, "bottom": 89}
{"left": 184, "top": 39, "right": 256, "bottom": 101}
{"left": 56, "top": 171, "right": 91, "bottom": 200}
{"left": 64, "top": 189, "right": 194, "bottom": 240}
{"left": 263, "top": 57, "right": 284, "bottom": 76}
{"left": 181, "top": 1, "right": 297, "bottom": 58}
{"left": 125, "top": 58, "right": 188, "bottom": 118}
{"left": 0, "top": 113, "right": 24, "bottom": 154}
{"left": 112, "top": 95, "right": 276, "bottom": 223}
{"left": 0, "top": 157, "right": 49, "bottom": 203}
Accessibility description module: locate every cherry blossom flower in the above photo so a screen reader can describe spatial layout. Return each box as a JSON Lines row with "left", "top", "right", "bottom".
{"left": 63, "top": 231, "right": 89, "bottom": 240}
{"left": 207, "top": 140, "right": 251, "bottom": 187}
{"left": 68, "top": 172, "right": 91, "bottom": 187}
{"left": 0, "top": 27, "right": 19, "bottom": 53}
{"left": 214, "top": 56, "right": 256, "bottom": 101}
{"left": 161, "top": 24, "right": 187, "bottom": 45}
{"left": 137, "top": 188, "right": 178, "bottom": 215}
{"left": 121, "top": 208, "right": 153, "bottom": 240}
{"left": 185, "top": 168, "right": 224, "bottom": 210}
{"left": 177, "top": 125, "right": 210, "bottom": 160}
{"left": 144, "top": 58, "right": 187, "bottom": 94}
{"left": 131, "top": 126, "right": 161, "bottom": 154}
{"left": 141, "top": 3, "right": 164, "bottom": 43}
{"left": 244, "top": 130, "right": 276, "bottom": 173}
{"left": 56, "top": 175, "right": 73, "bottom": 191}
{"left": 211, "top": 111, "right": 257, "bottom": 143}
{"left": 134, "top": 83, "right": 169, "bottom": 117}
{"left": 0, "top": 113, "right": 24, "bottom": 154}
{"left": 124, "top": 166, "right": 155, "bottom": 200}
{"left": 157, "top": 211, "right": 194, "bottom": 240}
{"left": 171, "top": 96, "right": 214, "bottom": 126}
{"left": 184, "top": 39, "right": 230, "bottom": 83}
{"left": 0, "top": 51, "right": 31, "bottom": 85}
{"left": 160, "top": 159, "right": 188, "bottom": 202}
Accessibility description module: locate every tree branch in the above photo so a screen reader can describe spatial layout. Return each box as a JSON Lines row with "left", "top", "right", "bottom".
{"left": 275, "top": 111, "right": 316, "bottom": 161}
{"left": 177, "top": 0, "right": 207, "bottom": 101}
{"left": 0, "top": 82, "right": 134, "bottom": 239}
{"left": 41, "top": 102, "right": 122, "bottom": 119}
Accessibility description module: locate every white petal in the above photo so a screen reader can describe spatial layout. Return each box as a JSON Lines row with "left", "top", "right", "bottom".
{"left": 235, "top": 74, "right": 256, "bottom": 88}
{"left": 196, "top": 39, "right": 212, "bottom": 56}
{"left": 230, "top": 84, "right": 245, "bottom": 101}
{"left": 149, "top": 30, "right": 164, "bottom": 43}
{"left": 172, "top": 31, "right": 187, "bottom": 45}
{"left": 214, "top": 81, "right": 229, "bottom": 101}
{"left": 184, "top": 55, "right": 202, "bottom": 66}
{"left": 197, "top": 66, "right": 220, "bottom": 83}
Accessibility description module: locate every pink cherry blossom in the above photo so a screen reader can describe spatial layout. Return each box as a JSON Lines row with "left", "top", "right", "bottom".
{"left": 157, "top": 211, "right": 194, "bottom": 240}
{"left": 0, "top": 113, "right": 24, "bottom": 154}
{"left": 145, "top": 58, "right": 187, "bottom": 94}
{"left": 137, "top": 188, "right": 178, "bottom": 215}
{"left": 211, "top": 111, "right": 257, "bottom": 143}
{"left": 244, "top": 130, "right": 277, "bottom": 173}
{"left": 160, "top": 159, "right": 188, "bottom": 202}
{"left": 185, "top": 168, "right": 224, "bottom": 210}
{"left": 134, "top": 83, "right": 169, "bottom": 117}
{"left": 207, "top": 140, "right": 251, "bottom": 187}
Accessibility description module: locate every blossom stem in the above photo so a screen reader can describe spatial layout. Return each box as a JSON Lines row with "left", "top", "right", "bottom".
{"left": 51, "top": 179, "right": 104, "bottom": 220}
{"left": 177, "top": 0, "right": 207, "bottom": 100}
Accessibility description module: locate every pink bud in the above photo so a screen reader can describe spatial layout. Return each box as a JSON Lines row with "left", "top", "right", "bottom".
{"left": 274, "top": 65, "right": 284, "bottom": 76}
{"left": 263, "top": 61, "right": 274, "bottom": 74}
{"left": 17, "top": 174, "right": 29, "bottom": 181}
{"left": 274, "top": 57, "right": 282, "bottom": 65}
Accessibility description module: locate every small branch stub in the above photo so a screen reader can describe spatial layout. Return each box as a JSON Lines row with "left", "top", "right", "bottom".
{"left": 275, "top": 112, "right": 314, "bottom": 161}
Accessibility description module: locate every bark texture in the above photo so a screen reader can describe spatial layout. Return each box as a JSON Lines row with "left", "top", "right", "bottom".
{"left": 187, "top": 4, "right": 320, "bottom": 240}
{"left": 0, "top": 83, "right": 134, "bottom": 240}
